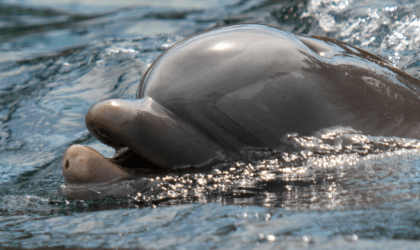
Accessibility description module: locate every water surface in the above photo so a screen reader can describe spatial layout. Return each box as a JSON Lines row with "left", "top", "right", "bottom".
{"left": 0, "top": 0, "right": 420, "bottom": 249}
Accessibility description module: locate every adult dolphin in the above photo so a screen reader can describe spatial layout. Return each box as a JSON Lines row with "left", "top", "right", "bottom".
{"left": 61, "top": 24, "right": 420, "bottom": 187}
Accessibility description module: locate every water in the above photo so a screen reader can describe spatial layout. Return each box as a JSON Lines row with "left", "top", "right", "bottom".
{"left": 0, "top": 0, "right": 420, "bottom": 248}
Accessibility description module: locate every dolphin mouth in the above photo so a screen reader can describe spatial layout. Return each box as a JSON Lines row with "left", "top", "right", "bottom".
{"left": 61, "top": 97, "right": 170, "bottom": 192}
{"left": 109, "top": 146, "right": 140, "bottom": 169}
{"left": 108, "top": 146, "right": 167, "bottom": 174}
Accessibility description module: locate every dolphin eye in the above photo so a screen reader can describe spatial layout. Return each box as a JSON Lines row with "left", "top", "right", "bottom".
{"left": 65, "top": 159, "right": 70, "bottom": 169}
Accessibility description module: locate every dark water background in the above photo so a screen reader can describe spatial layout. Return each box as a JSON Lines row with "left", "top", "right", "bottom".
{"left": 0, "top": 0, "right": 420, "bottom": 249}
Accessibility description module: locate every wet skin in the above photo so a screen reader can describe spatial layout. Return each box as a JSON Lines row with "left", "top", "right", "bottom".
{"left": 62, "top": 24, "right": 420, "bottom": 185}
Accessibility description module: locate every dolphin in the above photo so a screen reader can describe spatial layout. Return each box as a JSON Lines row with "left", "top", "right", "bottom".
{"left": 61, "top": 24, "right": 420, "bottom": 188}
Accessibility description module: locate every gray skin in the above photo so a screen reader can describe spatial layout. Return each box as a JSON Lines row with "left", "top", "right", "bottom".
{"left": 62, "top": 24, "right": 420, "bottom": 185}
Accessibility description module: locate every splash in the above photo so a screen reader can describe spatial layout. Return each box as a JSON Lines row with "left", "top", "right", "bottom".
{"left": 296, "top": 0, "right": 420, "bottom": 73}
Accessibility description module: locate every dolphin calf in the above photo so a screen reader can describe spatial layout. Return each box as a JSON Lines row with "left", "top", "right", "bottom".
{"left": 61, "top": 24, "right": 420, "bottom": 188}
